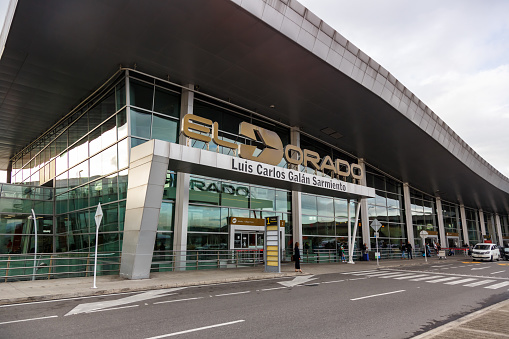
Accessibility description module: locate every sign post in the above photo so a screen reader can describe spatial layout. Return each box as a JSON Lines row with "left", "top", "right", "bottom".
{"left": 420, "top": 230, "right": 429, "bottom": 263}
{"left": 264, "top": 216, "right": 280, "bottom": 273}
{"left": 370, "top": 219, "right": 382, "bottom": 267}
{"left": 93, "top": 203, "right": 103, "bottom": 289}
{"left": 30, "top": 209, "right": 38, "bottom": 281}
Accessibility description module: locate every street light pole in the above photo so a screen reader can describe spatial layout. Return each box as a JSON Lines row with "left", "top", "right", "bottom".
{"left": 31, "top": 208, "right": 38, "bottom": 281}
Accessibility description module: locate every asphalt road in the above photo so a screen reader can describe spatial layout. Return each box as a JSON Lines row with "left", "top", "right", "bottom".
{"left": 1, "top": 259, "right": 508, "bottom": 339}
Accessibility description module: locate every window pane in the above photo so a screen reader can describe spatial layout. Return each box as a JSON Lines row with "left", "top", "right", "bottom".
{"left": 158, "top": 202, "right": 174, "bottom": 232}
{"left": 152, "top": 115, "right": 178, "bottom": 143}
{"left": 130, "top": 109, "right": 152, "bottom": 139}
{"left": 301, "top": 194, "right": 317, "bottom": 215}
{"left": 154, "top": 87, "right": 180, "bottom": 117}
{"left": 188, "top": 205, "right": 221, "bottom": 232}
{"left": 130, "top": 79, "right": 154, "bottom": 110}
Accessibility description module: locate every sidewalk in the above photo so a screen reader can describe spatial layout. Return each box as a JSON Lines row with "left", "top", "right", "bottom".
{"left": 1, "top": 256, "right": 508, "bottom": 338}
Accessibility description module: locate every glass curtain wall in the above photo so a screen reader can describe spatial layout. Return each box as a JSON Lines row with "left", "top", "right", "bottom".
{"left": 0, "top": 184, "right": 54, "bottom": 254}
{"left": 187, "top": 175, "right": 291, "bottom": 253}
{"left": 365, "top": 170, "right": 406, "bottom": 250}
{"left": 441, "top": 201, "right": 461, "bottom": 247}
{"left": 465, "top": 208, "right": 480, "bottom": 244}
{"left": 301, "top": 193, "right": 358, "bottom": 257}
{"left": 410, "top": 189, "right": 438, "bottom": 247}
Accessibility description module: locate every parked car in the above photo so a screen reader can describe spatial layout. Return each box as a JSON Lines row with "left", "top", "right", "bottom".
{"left": 471, "top": 243, "right": 501, "bottom": 261}
{"left": 500, "top": 247, "right": 509, "bottom": 261}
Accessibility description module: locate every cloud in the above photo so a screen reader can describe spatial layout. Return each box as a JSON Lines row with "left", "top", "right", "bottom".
{"left": 298, "top": 0, "right": 509, "bottom": 176}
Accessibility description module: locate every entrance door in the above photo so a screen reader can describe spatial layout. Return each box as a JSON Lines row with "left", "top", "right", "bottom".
{"left": 233, "top": 232, "right": 264, "bottom": 249}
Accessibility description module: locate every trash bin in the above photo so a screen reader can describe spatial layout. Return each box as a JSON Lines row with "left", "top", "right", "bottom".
{"left": 363, "top": 252, "right": 369, "bottom": 261}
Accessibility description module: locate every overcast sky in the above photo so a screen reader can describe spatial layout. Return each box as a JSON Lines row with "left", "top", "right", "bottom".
{"left": 0, "top": 1, "right": 508, "bottom": 182}
{"left": 299, "top": 0, "right": 509, "bottom": 178}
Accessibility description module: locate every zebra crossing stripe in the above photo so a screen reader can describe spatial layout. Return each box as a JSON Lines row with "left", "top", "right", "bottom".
{"left": 426, "top": 277, "right": 459, "bottom": 283}
{"left": 409, "top": 276, "right": 443, "bottom": 281}
{"left": 363, "top": 272, "right": 405, "bottom": 277}
{"left": 463, "top": 280, "right": 496, "bottom": 287}
{"left": 394, "top": 274, "right": 429, "bottom": 280}
{"left": 484, "top": 281, "right": 509, "bottom": 289}
{"left": 444, "top": 278, "right": 477, "bottom": 285}
{"left": 379, "top": 273, "right": 416, "bottom": 279}
{"left": 342, "top": 270, "right": 378, "bottom": 275}
{"left": 351, "top": 271, "right": 389, "bottom": 276}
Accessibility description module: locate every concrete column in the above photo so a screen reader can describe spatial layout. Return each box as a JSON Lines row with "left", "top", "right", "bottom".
{"left": 403, "top": 183, "right": 414, "bottom": 247}
{"left": 358, "top": 159, "right": 370, "bottom": 249}
{"left": 495, "top": 215, "right": 503, "bottom": 246}
{"left": 460, "top": 205, "right": 469, "bottom": 246}
{"left": 120, "top": 140, "right": 170, "bottom": 279}
{"left": 289, "top": 126, "right": 302, "bottom": 249}
{"left": 479, "top": 209, "right": 486, "bottom": 239}
{"left": 172, "top": 84, "right": 194, "bottom": 270}
{"left": 435, "top": 197, "right": 446, "bottom": 247}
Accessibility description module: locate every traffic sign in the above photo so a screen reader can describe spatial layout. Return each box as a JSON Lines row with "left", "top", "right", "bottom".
{"left": 374, "top": 231, "right": 379, "bottom": 238}
{"left": 420, "top": 230, "right": 428, "bottom": 239}
{"left": 370, "top": 219, "right": 382, "bottom": 232}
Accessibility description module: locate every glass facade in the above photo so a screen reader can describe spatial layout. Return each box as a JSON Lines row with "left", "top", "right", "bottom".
{"left": 301, "top": 193, "right": 358, "bottom": 255}
{"left": 4, "top": 68, "right": 509, "bottom": 280}
{"left": 365, "top": 170, "right": 406, "bottom": 250}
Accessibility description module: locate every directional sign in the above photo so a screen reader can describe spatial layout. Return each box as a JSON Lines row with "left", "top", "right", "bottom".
{"left": 420, "top": 230, "right": 428, "bottom": 239}
{"left": 95, "top": 203, "right": 103, "bottom": 228}
{"left": 370, "top": 219, "right": 382, "bottom": 232}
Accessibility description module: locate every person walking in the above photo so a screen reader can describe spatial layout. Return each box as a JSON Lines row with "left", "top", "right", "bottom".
{"left": 294, "top": 242, "right": 303, "bottom": 273}
{"left": 406, "top": 241, "right": 413, "bottom": 259}
{"left": 340, "top": 245, "right": 346, "bottom": 262}
{"left": 400, "top": 242, "right": 406, "bottom": 259}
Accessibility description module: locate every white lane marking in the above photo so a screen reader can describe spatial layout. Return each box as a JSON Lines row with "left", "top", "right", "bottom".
{"left": 341, "top": 270, "right": 378, "bottom": 275}
{"left": 426, "top": 277, "right": 460, "bottom": 283}
{"left": 484, "top": 281, "right": 509, "bottom": 289}
{"left": 88, "top": 305, "right": 139, "bottom": 313}
{"left": 378, "top": 273, "right": 416, "bottom": 279}
{"left": 349, "top": 277, "right": 367, "bottom": 281}
{"left": 350, "top": 290, "right": 405, "bottom": 301}
{"left": 431, "top": 264, "right": 453, "bottom": 267}
{"left": 0, "top": 315, "right": 58, "bottom": 325}
{"left": 444, "top": 278, "right": 477, "bottom": 285}
{"left": 278, "top": 275, "right": 316, "bottom": 287}
{"left": 410, "top": 276, "right": 443, "bottom": 281}
{"left": 65, "top": 288, "right": 186, "bottom": 316}
{"left": 260, "top": 287, "right": 287, "bottom": 291}
{"left": 490, "top": 270, "right": 505, "bottom": 275}
{"left": 361, "top": 272, "right": 402, "bottom": 277}
{"left": 351, "top": 271, "right": 390, "bottom": 276}
{"left": 214, "top": 291, "right": 251, "bottom": 297}
{"left": 0, "top": 291, "right": 139, "bottom": 308}
{"left": 145, "top": 320, "right": 245, "bottom": 339}
{"left": 394, "top": 274, "right": 429, "bottom": 280}
{"left": 322, "top": 280, "right": 345, "bottom": 284}
{"left": 154, "top": 297, "right": 203, "bottom": 305}
{"left": 464, "top": 280, "right": 496, "bottom": 287}
{"left": 472, "top": 267, "right": 490, "bottom": 270}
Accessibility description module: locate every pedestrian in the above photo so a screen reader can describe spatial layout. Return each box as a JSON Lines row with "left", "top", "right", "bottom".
{"left": 406, "top": 241, "right": 413, "bottom": 259}
{"left": 340, "top": 245, "right": 346, "bottom": 262}
{"left": 400, "top": 242, "right": 406, "bottom": 259}
{"left": 294, "top": 242, "right": 303, "bottom": 273}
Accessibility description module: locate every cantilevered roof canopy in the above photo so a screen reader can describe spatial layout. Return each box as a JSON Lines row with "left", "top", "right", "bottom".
{"left": 0, "top": 0, "right": 508, "bottom": 213}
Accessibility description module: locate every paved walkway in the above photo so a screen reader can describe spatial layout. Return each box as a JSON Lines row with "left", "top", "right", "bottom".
{"left": 1, "top": 257, "right": 508, "bottom": 338}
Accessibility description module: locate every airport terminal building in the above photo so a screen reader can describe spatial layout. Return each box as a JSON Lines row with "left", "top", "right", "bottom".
{"left": 1, "top": 0, "right": 509, "bottom": 280}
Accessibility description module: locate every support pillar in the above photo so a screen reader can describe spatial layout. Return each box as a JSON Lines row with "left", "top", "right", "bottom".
{"left": 358, "top": 159, "right": 370, "bottom": 249}
{"left": 435, "top": 197, "right": 446, "bottom": 247}
{"left": 120, "top": 140, "right": 170, "bottom": 279}
{"left": 403, "top": 183, "right": 414, "bottom": 247}
{"left": 495, "top": 215, "right": 503, "bottom": 246}
{"left": 172, "top": 84, "right": 194, "bottom": 270}
{"left": 289, "top": 127, "right": 302, "bottom": 252}
{"left": 479, "top": 209, "right": 486, "bottom": 240}
{"left": 459, "top": 205, "right": 469, "bottom": 246}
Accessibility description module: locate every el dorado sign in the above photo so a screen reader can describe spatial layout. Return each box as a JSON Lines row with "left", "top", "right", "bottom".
{"left": 182, "top": 114, "right": 363, "bottom": 181}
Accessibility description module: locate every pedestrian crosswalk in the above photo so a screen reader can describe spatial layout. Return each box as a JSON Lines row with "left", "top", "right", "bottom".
{"left": 343, "top": 270, "right": 509, "bottom": 290}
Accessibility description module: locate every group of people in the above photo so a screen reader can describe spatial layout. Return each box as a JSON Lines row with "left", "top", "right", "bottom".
{"left": 400, "top": 241, "right": 414, "bottom": 259}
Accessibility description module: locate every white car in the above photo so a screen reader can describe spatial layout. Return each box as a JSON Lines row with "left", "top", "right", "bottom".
{"left": 471, "top": 243, "right": 501, "bottom": 261}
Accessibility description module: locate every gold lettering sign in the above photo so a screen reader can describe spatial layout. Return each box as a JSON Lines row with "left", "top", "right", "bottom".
{"left": 238, "top": 122, "right": 284, "bottom": 166}
{"left": 180, "top": 113, "right": 364, "bottom": 180}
